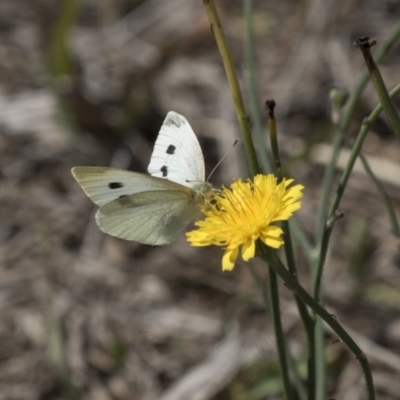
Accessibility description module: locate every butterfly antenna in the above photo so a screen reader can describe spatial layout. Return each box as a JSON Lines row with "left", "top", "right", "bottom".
{"left": 207, "top": 139, "right": 239, "bottom": 182}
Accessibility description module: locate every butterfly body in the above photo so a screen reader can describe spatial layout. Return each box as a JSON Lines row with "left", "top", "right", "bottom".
{"left": 72, "top": 112, "right": 212, "bottom": 245}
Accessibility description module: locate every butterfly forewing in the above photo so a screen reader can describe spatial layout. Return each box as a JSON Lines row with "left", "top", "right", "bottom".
{"left": 72, "top": 166, "right": 190, "bottom": 206}
{"left": 147, "top": 112, "right": 205, "bottom": 188}
{"left": 96, "top": 189, "right": 203, "bottom": 245}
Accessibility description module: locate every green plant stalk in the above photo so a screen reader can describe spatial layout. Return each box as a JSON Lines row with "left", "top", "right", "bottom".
{"left": 243, "top": 8, "right": 315, "bottom": 372}
{"left": 283, "top": 222, "right": 316, "bottom": 400}
{"left": 203, "top": 0, "right": 259, "bottom": 177}
{"left": 247, "top": 262, "right": 269, "bottom": 307}
{"left": 38, "top": 225, "right": 82, "bottom": 400}
{"left": 340, "top": 21, "right": 400, "bottom": 133}
{"left": 314, "top": 82, "right": 400, "bottom": 301}
{"left": 358, "top": 152, "right": 400, "bottom": 238}
{"left": 314, "top": 317, "right": 325, "bottom": 400}
{"left": 48, "top": 0, "right": 78, "bottom": 77}
{"left": 47, "top": 0, "right": 81, "bottom": 140}
{"left": 246, "top": 263, "right": 306, "bottom": 400}
{"left": 267, "top": 100, "right": 315, "bottom": 400}
{"left": 268, "top": 265, "right": 293, "bottom": 400}
{"left": 251, "top": 99, "right": 291, "bottom": 400}
{"left": 312, "top": 24, "right": 400, "bottom": 397}
{"left": 315, "top": 20, "right": 400, "bottom": 249}
{"left": 243, "top": 10, "right": 311, "bottom": 321}
{"left": 243, "top": 0, "right": 271, "bottom": 173}
{"left": 313, "top": 131, "right": 342, "bottom": 250}
{"left": 246, "top": 261, "right": 304, "bottom": 399}
{"left": 243, "top": 14, "right": 315, "bottom": 392}
{"left": 286, "top": 348, "right": 308, "bottom": 400}
{"left": 289, "top": 218, "right": 314, "bottom": 267}
{"left": 258, "top": 246, "right": 375, "bottom": 400}
{"left": 355, "top": 37, "right": 400, "bottom": 143}
{"left": 314, "top": 101, "right": 357, "bottom": 400}
{"left": 45, "top": 287, "right": 82, "bottom": 400}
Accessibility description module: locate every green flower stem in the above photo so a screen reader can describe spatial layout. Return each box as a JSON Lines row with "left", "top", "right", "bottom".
{"left": 314, "top": 317, "right": 325, "bottom": 400}
{"left": 286, "top": 349, "right": 308, "bottom": 400}
{"left": 250, "top": 97, "right": 291, "bottom": 400}
{"left": 267, "top": 265, "right": 293, "bottom": 400}
{"left": 289, "top": 218, "right": 314, "bottom": 267}
{"left": 313, "top": 131, "right": 343, "bottom": 250}
{"left": 315, "top": 20, "right": 400, "bottom": 249}
{"left": 258, "top": 246, "right": 376, "bottom": 400}
{"left": 48, "top": 0, "right": 78, "bottom": 77}
{"left": 203, "top": 0, "right": 259, "bottom": 177}
{"left": 283, "top": 221, "right": 316, "bottom": 400}
{"left": 48, "top": 0, "right": 81, "bottom": 139}
{"left": 341, "top": 21, "right": 400, "bottom": 133}
{"left": 312, "top": 23, "right": 400, "bottom": 397}
{"left": 266, "top": 100, "right": 315, "bottom": 400}
{"left": 243, "top": 0, "right": 271, "bottom": 173}
{"left": 357, "top": 152, "right": 400, "bottom": 238}
{"left": 247, "top": 263, "right": 307, "bottom": 400}
{"left": 355, "top": 37, "right": 400, "bottom": 143}
{"left": 314, "top": 82, "right": 400, "bottom": 301}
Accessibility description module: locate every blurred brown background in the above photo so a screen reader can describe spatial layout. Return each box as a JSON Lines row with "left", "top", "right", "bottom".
{"left": 1, "top": 0, "right": 400, "bottom": 399}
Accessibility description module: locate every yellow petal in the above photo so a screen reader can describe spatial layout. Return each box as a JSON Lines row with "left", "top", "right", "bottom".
{"left": 186, "top": 231, "right": 211, "bottom": 246}
{"left": 260, "top": 225, "right": 284, "bottom": 248}
{"left": 241, "top": 238, "right": 256, "bottom": 261}
{"left": 222, "top": 247, "right": 239, "bottom": 271}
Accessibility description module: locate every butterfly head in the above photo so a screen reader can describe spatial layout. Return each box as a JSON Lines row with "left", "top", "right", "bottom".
{"left": 192, "top": 181, "right": 213, "bottom": 196}
{"left": 189, "top": 182, "right": 214, "bottom": 209}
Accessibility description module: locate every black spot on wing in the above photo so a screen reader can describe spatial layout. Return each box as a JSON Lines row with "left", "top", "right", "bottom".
{"left": 165, "top": 114, "right": 183, "bottom": 128}
{"left": 166, "top": 144, "right": 176, "bottom": 154}
{"left": 161, "top": 166, "right": 168, "bottom": 177}
{"left": 109, "top": 182, "right": 123, "bottom": 189}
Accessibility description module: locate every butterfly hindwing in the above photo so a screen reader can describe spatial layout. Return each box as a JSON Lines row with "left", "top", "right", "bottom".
{"left": 147, "top": 112, "right": 205, "bottom": 188}
{"left": 96, "top": 190, "right": 201, "bottom": 245}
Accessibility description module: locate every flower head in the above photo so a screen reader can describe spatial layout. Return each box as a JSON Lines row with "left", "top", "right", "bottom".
{"left": 186, "top": 174, "right": 304, "bottom": 271}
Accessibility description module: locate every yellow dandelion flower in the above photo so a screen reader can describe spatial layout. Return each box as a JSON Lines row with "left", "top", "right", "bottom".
{"left": 186, "top": 174, "right": 304, "bottom": 271}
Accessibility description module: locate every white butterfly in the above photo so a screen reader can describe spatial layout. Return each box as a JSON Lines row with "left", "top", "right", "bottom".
{"left": 72, "top": 112, "right": 213, "bottom": 245}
